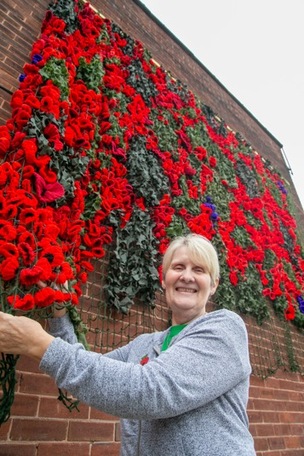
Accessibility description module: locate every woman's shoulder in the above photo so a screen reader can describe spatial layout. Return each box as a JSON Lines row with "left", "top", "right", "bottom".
{"left": 208, "top": 308, "right": 245, "bottom": 323}
{"left": 200, "top": 308, "right": 244, "bottom": 323}
{"left": 188, "top": 308, "right": 247, "bottom": 336}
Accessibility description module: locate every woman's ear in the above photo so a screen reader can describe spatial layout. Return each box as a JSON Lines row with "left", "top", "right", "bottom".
{"left": 211, "top": 278, "right": 219, "bottom": 295}
{"left": 161, "top": 279, "right": 166, "bottom": 289}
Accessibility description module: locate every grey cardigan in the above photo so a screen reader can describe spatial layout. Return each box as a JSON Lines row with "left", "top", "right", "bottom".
{"left": 41, "top": 309, "right": 256, "bottom": 455}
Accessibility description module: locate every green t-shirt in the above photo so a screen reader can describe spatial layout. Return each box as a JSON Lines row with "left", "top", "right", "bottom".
{"left": 161, "top": 323, "right": 187, "bottom": 352}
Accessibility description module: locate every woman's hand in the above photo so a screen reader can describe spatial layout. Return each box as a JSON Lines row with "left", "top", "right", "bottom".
{"left": 53, "top": 305, "right": 67, "bottom": 318}
{"left": 37, "top": 280, "right": 67, "bottom": 318}
{"left": 0, "top": 312, "right": 54, "bottom": 361}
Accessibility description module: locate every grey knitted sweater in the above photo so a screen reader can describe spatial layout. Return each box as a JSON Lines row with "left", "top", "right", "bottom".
{"left": 41, "top": 309, "right": 256, "bottom": 455}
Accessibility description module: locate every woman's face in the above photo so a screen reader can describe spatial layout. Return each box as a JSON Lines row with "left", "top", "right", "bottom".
{"left": 162, "top": 245, "right": 218, "bottom": 324}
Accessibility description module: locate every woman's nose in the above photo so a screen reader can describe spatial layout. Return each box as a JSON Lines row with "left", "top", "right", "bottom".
{"left": 180, "top": 269, "right": 195, "bottom": 282}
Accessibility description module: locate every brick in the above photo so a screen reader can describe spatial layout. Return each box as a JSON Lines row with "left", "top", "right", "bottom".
{"left": 281, "top": 451, "right": 304, "bottom": 456}
{"left": 16, "top": 355, "right": 41, "bottom": 374}
{"left": 0, "top": 4, "right": 9, "bottom": 15}
{"left": 257, "top": 452, "right": 282, "bottom": 456}
{"left": 0, "top": 444, "right": 36, "bottom": 456}
{"left": 10, "top": 418, "right": 68, "bottom": 441}
{"left": 39, "top": 396, "right": 89, "bottom": 420}
{"left": 283, "top": 400, "right": 304, "bottom": 412}
{"left": 249, "top": 376, "right": 265, "bottom": 387}
{"left": 273, "top": 423, "right": 292, "bottom": 436}
{"left": 284, "top": 436, "right": 304, "bottom": 449}
{"left": 261, "top": 411, "right": 280, "bottom": 423}
{"left": 247, "top": 410, "right": 263, "bottom": 423}
{"left": 0, "top": 67, "right": 19, "bottom": 91}
{"left": 0, "top": 60, "right": 22, "bottom": 82}
{"left": 251, "top": 398, "right": 287, "bottom": 411}
{"left": 0, "top": 89, "right": 12, "bottom": 104}
{"left": 250, "top": 398, "right": 275, "bottom": 411}
{"left": 0, "top": 420, "right": 10, "bottom": 440}
{"left": 68, "top": 421, "right": 115, "bottom": 442}
{"left": 10, "top": 393, "right": 39, "bottom": 417}
{"left": 18, "top": 372, "right": 58, "bottom": 396}
{"left": 37, "top": 443, "right": 90, "bottom": 456}
{"left": 289, "top": 423, "right": 304, "bottom": 435}
{"left": 268, "top": 436, "right": 286, "bottom": 450}
{"left": 253, "top": 437, "right": 269, "bottom": 451}
{"left": 249, "top": 385, "right": 276, "bottom": 399}
{"left": 91, "top": 442, "right": 121, "bottom": 456}
{"left": 278, "top": 412, "right": 304, "bottom": 424}
{"left": 250, "top": 423, "right": 275, "bottom": 437}
{"left": 89, "top": 408, "right": 119, "bottom": 421}
{"left": 276, "top": 370, "right": 302, "bottom": 381}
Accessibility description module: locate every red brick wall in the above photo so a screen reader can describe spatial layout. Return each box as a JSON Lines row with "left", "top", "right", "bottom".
{"left": 0, "top": 1, "right": 304, "bottom": 455}
{"left": 244, "top": 309, "right": 304, "bottom": 456}
{"left": 249, "top": 372, "right": 304, "bottom": 456}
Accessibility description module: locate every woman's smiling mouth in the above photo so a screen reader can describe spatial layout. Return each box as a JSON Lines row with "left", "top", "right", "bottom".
{"left": 176, "top": 287, "right": 197, "bottom": 293}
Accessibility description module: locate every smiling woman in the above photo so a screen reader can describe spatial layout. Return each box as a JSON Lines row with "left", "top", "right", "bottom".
{"left": 0, "top": 234, "right": 256, "bottom": 456}
{"left": 161, "top": 235, "right": 219, "bottom": 324}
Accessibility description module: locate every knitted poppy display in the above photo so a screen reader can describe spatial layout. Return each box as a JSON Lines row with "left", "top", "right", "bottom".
{"left": 0, "top": 0, "right": 303, "bottom": 422}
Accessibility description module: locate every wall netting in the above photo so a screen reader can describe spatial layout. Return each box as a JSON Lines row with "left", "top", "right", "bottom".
{"left": 79, "top": 259, "right": 170, "bottom": 353}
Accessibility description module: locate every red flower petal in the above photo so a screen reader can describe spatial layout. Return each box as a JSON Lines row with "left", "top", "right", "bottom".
{"left": 34, "top": 173, "right": 65, "bottom": 203}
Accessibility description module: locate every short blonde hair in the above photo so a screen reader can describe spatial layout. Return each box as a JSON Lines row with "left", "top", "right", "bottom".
{"left": 162, "top": 234, "right": 220, "bottom": 286}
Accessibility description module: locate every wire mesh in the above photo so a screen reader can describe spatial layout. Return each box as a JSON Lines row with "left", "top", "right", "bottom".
{"left": 79, "top": 259, "right": 170, "bottom": 354}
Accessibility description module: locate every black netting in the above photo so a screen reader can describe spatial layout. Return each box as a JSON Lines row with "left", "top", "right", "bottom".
{"left": 79, "top": 260, "right": 170, "bottom": 353}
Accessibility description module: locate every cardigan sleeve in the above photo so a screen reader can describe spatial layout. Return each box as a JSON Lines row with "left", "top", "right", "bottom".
{"left": 40, "top": 310, "right": 251, "bottom": 420}
{"left": 47, "top": 312, "right": 135, "bottom": 361}
{"left": 48, "top": 314, "right": 78, "bottom": 345}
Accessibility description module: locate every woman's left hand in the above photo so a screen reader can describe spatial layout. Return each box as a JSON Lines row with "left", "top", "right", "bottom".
{"left": 0, "top": 312, "right": 54, "bottom": 361}
{"left": 37, "top": 280, "right": 67, "bottom": 318}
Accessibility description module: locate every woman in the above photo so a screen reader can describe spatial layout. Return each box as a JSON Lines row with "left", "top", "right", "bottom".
{"left": 0, "top": 234, "right": 256, "bottom": 455}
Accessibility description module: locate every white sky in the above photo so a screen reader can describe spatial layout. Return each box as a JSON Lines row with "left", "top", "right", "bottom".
{"left": 140, "top": 0, "right": 304, "bottom": 209}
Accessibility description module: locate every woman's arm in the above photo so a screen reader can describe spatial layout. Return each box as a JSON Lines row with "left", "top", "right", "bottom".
{"left": 48, "top": 313, "right": 78, "bottom": 345}
{"left": 39, "top": 310, "right": 251, "bottom": 420}
{"left": 0, "top": 309, "right": 250, "bottom": 420}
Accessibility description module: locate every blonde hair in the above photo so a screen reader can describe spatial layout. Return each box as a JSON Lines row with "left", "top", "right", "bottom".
{"left": 162, "top": 234, "right": 220, "bottom": 286}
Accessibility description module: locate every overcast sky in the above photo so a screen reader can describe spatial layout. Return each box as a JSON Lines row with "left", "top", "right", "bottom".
{"left": 140, "top": 0, "right": 304, "bottom": 209}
